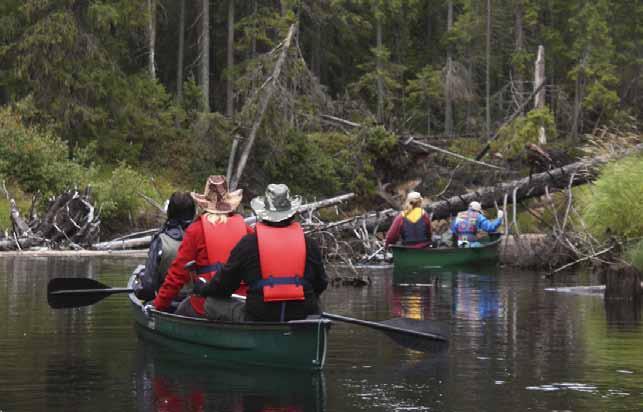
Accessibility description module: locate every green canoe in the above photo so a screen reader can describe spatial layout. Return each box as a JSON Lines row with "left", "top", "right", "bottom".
{"left": 128, "top": 276, "right": 331, "bottom": 371}
{"left": 391, "top": 236, "right": 502, "bottom": 277}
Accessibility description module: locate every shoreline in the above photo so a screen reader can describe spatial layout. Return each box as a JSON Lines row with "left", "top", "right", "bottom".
{"left": 0, "top": 249, "right": 148, "bottom": 258}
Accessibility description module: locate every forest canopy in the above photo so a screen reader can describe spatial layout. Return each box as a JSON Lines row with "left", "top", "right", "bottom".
{"left": 0, "top": 0, "right": 640, "bottom": 232}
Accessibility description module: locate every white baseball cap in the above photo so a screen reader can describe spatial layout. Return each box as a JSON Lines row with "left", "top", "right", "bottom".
{"left": 469, "top": 201, "right": 482, "bottom": 212}
{"left": 407, "top": 191, "right": 422, "bottom": 202}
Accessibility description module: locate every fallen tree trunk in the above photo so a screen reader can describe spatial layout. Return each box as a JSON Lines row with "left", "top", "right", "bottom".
{"left": 427, "top": 143, "right": 643, "bottom": 220}
{"left": 321, "top": 144, "right": 643, "bottom": 235}
{"left": 230, "top": 23, "right": 298, "bottom": 190}
{"left": 93, "top": 192, "right": 355, "bottom": 251}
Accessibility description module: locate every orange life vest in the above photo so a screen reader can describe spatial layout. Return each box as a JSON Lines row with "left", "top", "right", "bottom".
{"left": 190, "top": 214, "right": 247, "bottom": 313}
{"left": 256, "top": 222, "right": 306, "bottom": 302}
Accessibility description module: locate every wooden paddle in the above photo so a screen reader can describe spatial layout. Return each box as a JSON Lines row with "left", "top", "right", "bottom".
{"left": 48, "top": 277, "right": 449, "bottom": 346}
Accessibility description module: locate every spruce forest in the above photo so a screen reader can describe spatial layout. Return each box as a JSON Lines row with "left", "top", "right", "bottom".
{"left": 0, "top": 0, "right": 641, "bottom": 256}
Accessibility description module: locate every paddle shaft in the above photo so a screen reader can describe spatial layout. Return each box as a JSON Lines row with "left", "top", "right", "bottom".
{"left": 320, "top": 312, "right": 447, "bottom": 341}
{"left": 49, "top": 287, "right": 133, "bottom": 296}
{"left": 233, "top": 294, "right": 447, "bottom": 342}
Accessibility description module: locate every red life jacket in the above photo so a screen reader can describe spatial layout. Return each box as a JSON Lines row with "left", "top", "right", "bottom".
{"left": 190, "top": 214, "right": 247, "bottom": 314}
{"left": 256, "top": 222, "right": 306, "bottom": 302}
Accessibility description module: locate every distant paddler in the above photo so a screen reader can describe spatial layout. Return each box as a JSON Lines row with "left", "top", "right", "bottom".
{"left": 384, "top": 191, "right": 433, "bottom": 249}
{"left": 450, "top": 201, "right": 503, "bottom": 248}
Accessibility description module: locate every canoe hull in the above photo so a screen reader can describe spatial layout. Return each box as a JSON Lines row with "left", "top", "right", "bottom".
{"left": 392, "top": 238, "right": 501, "bottom": 281}
{"left": 128, "top": 277, "right": 330, "bottom": 371}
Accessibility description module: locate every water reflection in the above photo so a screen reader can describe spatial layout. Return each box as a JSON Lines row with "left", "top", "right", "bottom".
{"left": 135, "top": 339, "right": 326, "bottom": 412}
{"left": 392, "top": 268, "right": 502, "bottom": 322}
{"left": 604, "top": 298, "right": 641, "bottom": 328}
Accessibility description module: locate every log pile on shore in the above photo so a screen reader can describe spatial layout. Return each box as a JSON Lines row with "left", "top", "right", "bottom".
{"left": 0, "top": 187, "right": 99, "bottom": 251}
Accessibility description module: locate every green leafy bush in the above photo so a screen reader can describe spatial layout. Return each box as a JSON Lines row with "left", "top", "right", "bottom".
{"left": 0, "top": 107, "right": 87, "bottom": 196}
{"left": 579, "top": 155, "right": 643, "bottom": 239}
{"left": 626, "top": 240, "right": 643, "bottom": 272}
{"left": 263, "top": 128, "right": 397, "bottom": 199}
{"left": 491, "top": 108, "right": 557, "bottom": 159}
{"left": 94, "top": 163, "right": 160, "bottom": 227}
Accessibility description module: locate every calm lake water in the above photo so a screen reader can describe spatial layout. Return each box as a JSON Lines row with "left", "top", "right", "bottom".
{"left": 1, "top": 255, "right": 642, "bottom": 411}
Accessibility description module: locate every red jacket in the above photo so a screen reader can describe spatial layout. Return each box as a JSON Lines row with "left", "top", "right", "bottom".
{"left": 153, "top": 215, "right": 253, "bottom": 312}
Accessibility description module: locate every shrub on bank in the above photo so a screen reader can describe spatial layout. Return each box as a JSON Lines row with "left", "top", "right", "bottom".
{"left": 0, "top": 108, "right": 87, "bottom": 196}
{"left": 626, "top": 240, "right": 643, "bottom": 272}
{"left": 0, "top": 107, "right": 176, "bottom": 235}
{"left": 580, "top": 155, "right": 643, "bottom": 240}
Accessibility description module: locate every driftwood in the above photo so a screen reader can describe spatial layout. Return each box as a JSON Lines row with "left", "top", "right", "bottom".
{"left": 93, "top": 192, "right": 355, "bottom": 251}
{"left": 402, "top": 136, "right": 506, "bottom": 170}
{"left": 0, "top": 187, "right": 100, "bottom": 251}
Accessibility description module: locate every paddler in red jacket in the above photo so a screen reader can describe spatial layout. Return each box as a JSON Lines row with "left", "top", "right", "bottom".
{"left": 197, "top": 183, "right": 328, "bottom": 322}
{"left": 145, "top": 175, "right": 253, "bottom": 318}
{"left": 384, "top": 191, "right": 432, "bottom": 249}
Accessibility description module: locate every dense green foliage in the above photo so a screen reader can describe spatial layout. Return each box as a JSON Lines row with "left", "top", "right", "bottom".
{"left": 265, "top": 127, "right": 398, "bottom": 198}
{"left": 0, "top": 107, "right": 87, "bottom": 196}
{"left": 0, "top": 107, "right": 172, "bottom": 231}
{"left": 492, "top": 108, "right": 557, "bottom": 158}
{"left": 580, "top": 155, "right": 643, "bottom": 240}
{"left": 0, "top": 0, "right": 640, "bottom": 233}
{"left": 627, "top": 240, "right": 643, "bottom": 272}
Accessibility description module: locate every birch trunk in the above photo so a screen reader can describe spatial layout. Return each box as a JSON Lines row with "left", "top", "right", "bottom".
{"left": 534, "top": 45, "right": 547, "bottom": 144}
{"left": 199, "top": 0, "right": 210, "bottom": 112}
{"left": 147, "top": 0, "right": 156, "bottom": 79}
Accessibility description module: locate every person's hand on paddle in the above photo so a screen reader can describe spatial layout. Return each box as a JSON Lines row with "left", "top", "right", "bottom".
{"left": 497, "top": 210, "right": 504, "bottom": 220}
{"left": 192, "top": 276, "right": 209, "bottom": 296}
{"left": 143, "top": 303, "right": 155, "bottom": 317}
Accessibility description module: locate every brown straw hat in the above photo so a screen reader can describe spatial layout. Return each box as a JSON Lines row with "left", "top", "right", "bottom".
{"left": 190, "top": 175, "right": 242, "bottom": 214}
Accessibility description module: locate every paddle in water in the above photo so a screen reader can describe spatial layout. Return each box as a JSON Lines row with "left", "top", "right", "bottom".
{"left": 47, "top": 277, "right": 134, "bottom": 309}
{"left": 48, "top": 277, "right": 449, "bottom": 349}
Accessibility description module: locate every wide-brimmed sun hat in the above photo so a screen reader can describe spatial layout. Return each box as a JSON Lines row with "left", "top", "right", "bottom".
{"left": 250, "top": 183, "right": 302, "bottom": 223}
{"left": 469, "top": 201, "right": 482, "bottom": 212}
{"left": 190, "top": 175, "right": 242, "bottom": 214}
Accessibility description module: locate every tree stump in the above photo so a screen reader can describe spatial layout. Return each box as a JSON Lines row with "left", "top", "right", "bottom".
{"left": 604, "top": 264, "right": 642, "bottom": 301}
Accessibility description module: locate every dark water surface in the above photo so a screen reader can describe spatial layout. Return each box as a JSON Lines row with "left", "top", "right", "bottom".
{"left": 1, "top": 256, "right": 642, "bottom": 411}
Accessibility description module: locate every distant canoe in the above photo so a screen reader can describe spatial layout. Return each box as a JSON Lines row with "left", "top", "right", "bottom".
{"left": 391, "top": 236, "right": 501, "bottom": 276}
{"left": 128, "top": 276, "right": 331, "bottom": 371}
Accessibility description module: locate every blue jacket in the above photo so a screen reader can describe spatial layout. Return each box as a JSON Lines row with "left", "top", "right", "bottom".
{"left": 450, "top": 209, "right": 502, "bottom": 242}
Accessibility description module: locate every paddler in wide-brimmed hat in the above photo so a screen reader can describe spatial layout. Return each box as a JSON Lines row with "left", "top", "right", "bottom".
{"left": 146, "top": 175, "right": 253, "bottom": 318}
{"left": 197, "top": 183, "right": 328, "bottom": 322}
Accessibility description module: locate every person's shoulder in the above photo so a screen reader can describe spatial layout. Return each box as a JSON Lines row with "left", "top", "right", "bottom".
{"left": 182, "top": 218, "right": 203, "bottom": 236}
{"left": 238, "top": 232, "right": 257, "bottom": 245}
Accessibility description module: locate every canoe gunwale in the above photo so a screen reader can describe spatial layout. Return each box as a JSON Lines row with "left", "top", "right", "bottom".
{"left": 390, "top": 236, "right": 502, "bottom": 254}
{"left": 127, "top": 276, "right": 331, "bottom": 330}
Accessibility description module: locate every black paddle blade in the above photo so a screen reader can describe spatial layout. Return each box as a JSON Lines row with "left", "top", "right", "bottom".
{"left": 380, "top": 318, "right": 449, "bottom": 353}
{"left": 48, "top": 277, "right": 111, "bottom": 294}
{"left": 47, "top": 277, "right": 132, "bottom": 309}
{"left": 48, "top": 289, "right": 114, "bottom": 309}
